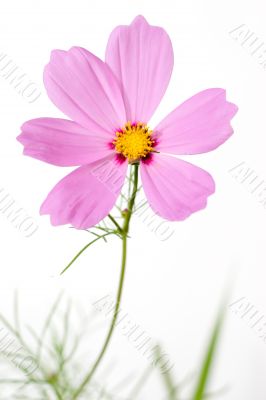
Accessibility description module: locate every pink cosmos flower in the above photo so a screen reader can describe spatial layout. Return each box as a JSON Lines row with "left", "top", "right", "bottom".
{"left": 17, "top": 16, "right": 237, "bottom": 229}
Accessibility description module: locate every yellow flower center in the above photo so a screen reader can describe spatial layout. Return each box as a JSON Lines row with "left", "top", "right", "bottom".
{"left": 113, "top": 122, "right": 155, "bottom": 163}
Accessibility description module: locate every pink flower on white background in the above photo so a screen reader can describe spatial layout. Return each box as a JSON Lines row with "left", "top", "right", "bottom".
{"left": 17, "top": 16, "right": 238, "bottom": 229}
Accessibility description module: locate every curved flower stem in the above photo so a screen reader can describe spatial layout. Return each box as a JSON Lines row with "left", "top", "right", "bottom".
{"left": 73, "top": 163, "right": 139, "bottom": 399}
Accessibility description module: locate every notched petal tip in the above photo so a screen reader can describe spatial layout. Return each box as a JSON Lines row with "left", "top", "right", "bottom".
{"left": 131, "top": 15, "right": 149, "bottom": 26}
{"left": 16, "top": 132, "right": 23, "bottom": 143}
{"left": 39, "top": 201, "right": 48, "bottom": 216}
{"left": 227, "top": 101, "right": 238, "bottom": 118}
{"left": 49, "top": 48, "right": 66, "bottom": 61}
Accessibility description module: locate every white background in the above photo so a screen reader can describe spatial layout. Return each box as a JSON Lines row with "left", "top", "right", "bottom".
{"left": 0, "top": 0, "right": 265, "bottom": 398}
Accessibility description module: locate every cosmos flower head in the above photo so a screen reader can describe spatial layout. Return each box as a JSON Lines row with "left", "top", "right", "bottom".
{"left": 17, "top": 16, "right": 238, "bottom": 229}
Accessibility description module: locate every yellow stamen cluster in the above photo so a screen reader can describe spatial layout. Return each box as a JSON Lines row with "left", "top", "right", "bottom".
{"left": 113, "top": 122, "right": 154, "bottom": 163}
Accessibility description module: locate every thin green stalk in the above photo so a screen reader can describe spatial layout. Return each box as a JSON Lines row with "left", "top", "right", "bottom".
{"left": 108, "top": 214, "right": 122, "bottom": 233}
{"left": 155, "top": 346, "right": 177, "bottom": 400}
{"left": 192, "top": 302, "right": 226, "bottom": 400}
{"left": 61, "top": 232, "right": 113, "bottom": 275}
{"left": 123, "top": 164, "right": 139, "bottom": 233}
{"left": 72, "top": 164, "right": 139, "bottom": 400}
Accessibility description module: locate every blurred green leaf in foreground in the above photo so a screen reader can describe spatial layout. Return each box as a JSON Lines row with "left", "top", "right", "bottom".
{"left": 0, "top": 292, "right": 228, "bottom": 400}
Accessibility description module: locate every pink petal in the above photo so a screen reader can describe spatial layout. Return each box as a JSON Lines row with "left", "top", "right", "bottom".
{"left": 40, "top": 156, "right": 127, "bottom": 229}
{"left": 44, "top": 47, "right": 126, "bottom": 134}
{"left": 17, "top": 118, "right": 112, "bottom": 166}
{"left": 155, "top": 89, "right": 238, "bottom": 154}
{"left": 105, "top": 15, "right": 174, "bottom": 123}
{"left": 140, "top": 153, "right": 215, "bottom": 221}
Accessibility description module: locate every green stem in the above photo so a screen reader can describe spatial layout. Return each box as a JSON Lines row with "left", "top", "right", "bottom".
{"left": 108, "top": 214, "right": 122, "bottom": 233}
{"left": 123, "top": 163, "right": 139, "bottom": 233}
{"left": 60, "top": 233, "right": 113, "bottom": 275}
{"left": 72, "top": 164, "right": 139, "bottom": 400}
